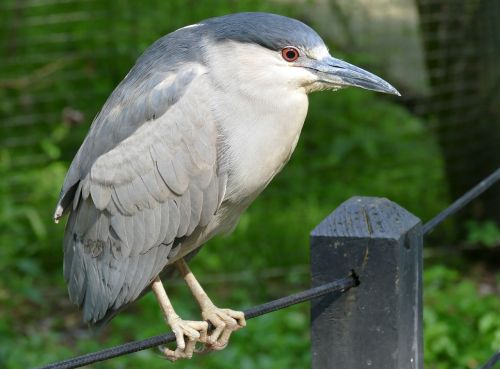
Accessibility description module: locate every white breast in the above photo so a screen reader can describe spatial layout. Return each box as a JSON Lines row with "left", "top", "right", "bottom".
{"left": 221, "top": 89, "right": 308, "bottom": 201}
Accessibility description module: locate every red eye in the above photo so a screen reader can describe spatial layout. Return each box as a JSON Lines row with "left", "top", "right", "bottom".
{"left": 281, "top": 47, "right": 300, "bottom": 62}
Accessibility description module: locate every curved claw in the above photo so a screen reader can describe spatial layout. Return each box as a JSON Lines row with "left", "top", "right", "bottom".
{"left": 161, "top": 317, "right": 208, "bottom": 361}
{"left": 201, "top": 307, "right": 246, "bottom": 350}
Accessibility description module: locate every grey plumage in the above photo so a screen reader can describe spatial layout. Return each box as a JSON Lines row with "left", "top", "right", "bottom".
{"left": 205, "top": 13, "right": 324, "bottom": 52}
{"left": 58, "top": 53, "right": 219, "bottom": 322}
{"left": 55, "top": 12, "right": 399, "bottom": 325}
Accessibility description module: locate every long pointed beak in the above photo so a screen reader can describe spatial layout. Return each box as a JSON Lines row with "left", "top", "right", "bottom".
{"left": 311, "top": 56, "right": 400, "bottom": 96}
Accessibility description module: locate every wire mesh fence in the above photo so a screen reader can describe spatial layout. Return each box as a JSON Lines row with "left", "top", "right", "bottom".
{"left": 1, "top": 0, "right": 217, "bottom": 172}
{"left": 415, "top": 0, "right": 500, "bottom": 222}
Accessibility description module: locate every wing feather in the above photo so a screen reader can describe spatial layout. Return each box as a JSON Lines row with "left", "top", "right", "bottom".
{"left": 165, "top": 199, "right": 180, "bottom": 245}
{"left": 90, "top": 183, "right": 112, "bottom": 211}
{"left": 73, "top": 181, "right": 83, "bottom": 211}
{"left": 142, "top": 207, "right": 157, "bottom": 252}
{"left": 58, "top": 67, "right": 224, "bottom": 324}
{"left": 188, "top": 185, "right": 204, "bottom": 235}
{"left": 155, "top": 200, "right": 169, "bottom": 245}
{"left": 199, "top": 175, "right": 219, "bottom": 227}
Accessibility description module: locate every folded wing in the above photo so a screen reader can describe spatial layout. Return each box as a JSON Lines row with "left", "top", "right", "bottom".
{"left": 57, "top": 62, "right": 224, "bottom": 323}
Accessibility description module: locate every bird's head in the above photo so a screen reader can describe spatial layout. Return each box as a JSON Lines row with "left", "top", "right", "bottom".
{"left": 199, "top": 12, "right": 400, "bottom": 96}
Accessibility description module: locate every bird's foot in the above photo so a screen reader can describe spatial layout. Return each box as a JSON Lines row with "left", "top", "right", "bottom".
{"left": 198, "top": 305, "right": 246, "bottom": 352}
{"left": 160, "top": 315, "right": 208, "bottom": 361}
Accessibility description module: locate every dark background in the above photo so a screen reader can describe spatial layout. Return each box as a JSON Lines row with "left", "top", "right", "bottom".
{"left": 1, "top": 1, "right": 498, "bottom": 368}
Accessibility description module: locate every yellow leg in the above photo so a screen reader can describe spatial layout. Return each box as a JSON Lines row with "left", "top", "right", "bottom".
{"left": 175, "top": 258, "right": 246, "bottom": 350}
{"left": 151, "top": 276, "right": 208, "bottom": 361}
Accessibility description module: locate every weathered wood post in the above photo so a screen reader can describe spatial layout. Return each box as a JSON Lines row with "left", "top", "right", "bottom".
{"left": 311, "top": 196, "right": 423, "bottom": 369}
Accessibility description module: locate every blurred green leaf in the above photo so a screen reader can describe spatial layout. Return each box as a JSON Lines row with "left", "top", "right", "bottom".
{"left": 466, "top": 220, "right": 500, "bottom": 248}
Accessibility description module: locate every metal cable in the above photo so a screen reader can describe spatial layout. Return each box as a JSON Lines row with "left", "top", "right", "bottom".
{"left": 34, "top": 274, "right": 358, "bottom": 369}
{"left": 479, "top": 351, "right": 500, "bottom": 369}
{"left": 423, "top": 167, "right": 500, "bottom": 235}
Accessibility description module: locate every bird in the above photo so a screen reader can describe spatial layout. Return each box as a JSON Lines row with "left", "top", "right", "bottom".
{"left": 54, "top": 12, "right": 399, "bottom": 361}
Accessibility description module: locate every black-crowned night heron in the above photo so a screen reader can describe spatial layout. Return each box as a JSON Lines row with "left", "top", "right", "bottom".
{"left": 54, "top": 12, "right": 399, "bottom": 361}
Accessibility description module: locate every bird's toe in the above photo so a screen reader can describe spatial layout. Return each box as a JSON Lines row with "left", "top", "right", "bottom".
{"left": 201, "top": 306, "right": 246, "bottom": 350}
{"left": 162, "top": 318, "right": 209, "bottom": 361}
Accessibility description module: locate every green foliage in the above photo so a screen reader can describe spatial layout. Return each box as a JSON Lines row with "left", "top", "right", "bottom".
{"left": 424, "top": 265, "right": 500, "bottom": 369}
{"left": 466, "top": 220, "right": 500, "bottom": 248}
{"left": 0, "top": 124, "right": 68, "bottom": 277}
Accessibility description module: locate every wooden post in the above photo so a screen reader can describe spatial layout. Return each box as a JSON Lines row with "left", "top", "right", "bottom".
{"left": 310, "top": 196, "right": 423, "bottom": 369}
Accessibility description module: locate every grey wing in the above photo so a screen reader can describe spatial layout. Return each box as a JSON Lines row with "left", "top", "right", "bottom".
{"left": 58, "top": 71, "right": 225, "bottom": 324}
{"left": 55, "top": 59, "right": 203, "bottom": 216}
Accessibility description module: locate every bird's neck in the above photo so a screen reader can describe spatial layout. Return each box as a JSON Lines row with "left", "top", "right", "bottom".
{"left": 214, "top": 85, "right": 309, "bottom": 203}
